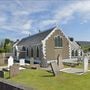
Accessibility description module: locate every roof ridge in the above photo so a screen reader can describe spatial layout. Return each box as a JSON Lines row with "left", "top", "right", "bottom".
{"left": 30, "top": 26, "right": 56, "bottom": 37}
{"left": 22, "top": 27, "right": 56, "bottom": 40}
{"left": 17, "top": 26, "right": 56, "bottom": 46}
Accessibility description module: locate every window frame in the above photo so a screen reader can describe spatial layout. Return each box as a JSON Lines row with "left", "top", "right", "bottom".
{"left": 54, "top": 35, "right": 63, "bottom": 48}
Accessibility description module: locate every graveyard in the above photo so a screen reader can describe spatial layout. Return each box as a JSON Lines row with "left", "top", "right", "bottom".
{"left": 5, "top": 68, "right": 90, "bottom": 90}
{"left": 0, "top": 56, "right": 89, "bottom": 90}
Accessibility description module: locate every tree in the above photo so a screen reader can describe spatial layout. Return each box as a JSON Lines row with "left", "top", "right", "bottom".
{"left": 4, "top": 38, "right": 13, "bottom": 53}
{"left": 88, "top": 48, "right": 90, "bottom": 51}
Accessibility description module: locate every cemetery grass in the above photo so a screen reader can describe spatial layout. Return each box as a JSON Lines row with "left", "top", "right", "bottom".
{"left": 7, "top": 69, "right": 90, "bottom": 90}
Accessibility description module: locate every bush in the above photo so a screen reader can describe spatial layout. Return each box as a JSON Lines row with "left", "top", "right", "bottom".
{"left": 0, "top": 48, "right": 5, "bottom": 53}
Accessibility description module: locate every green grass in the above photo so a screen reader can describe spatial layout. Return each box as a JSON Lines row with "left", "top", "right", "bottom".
{"left": 6, "top": 69, "right": 90, "bottom": 90}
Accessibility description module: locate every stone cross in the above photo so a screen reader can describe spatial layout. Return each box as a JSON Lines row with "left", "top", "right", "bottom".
{"left": 20, "top": 59, "right": 25, "bottom": 66}
{"left": 8, "top": 56, "right": 14, "bottom": 68}
{"left": 50, "top": 61, "right": 60, "bottom": 76}
{"left": 83, "top": 56, "right": 88, "bottom": 73}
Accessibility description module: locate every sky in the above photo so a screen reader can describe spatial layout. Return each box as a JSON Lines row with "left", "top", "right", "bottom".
{"left": 0, "top": 0, "right": 90, "bottom": 41}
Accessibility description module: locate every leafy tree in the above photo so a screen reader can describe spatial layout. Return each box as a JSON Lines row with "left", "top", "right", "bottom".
{"left": 0, "top": 38, "right": 13, "bottom": 53}
{"left": 4, "top": 39, "right": 13, "bottom": 53}
{"left": 88, "top": 48, "right": 90, "bottom": 51}
{"left": 0, "top": 48, "right": 5, "bottom": 53}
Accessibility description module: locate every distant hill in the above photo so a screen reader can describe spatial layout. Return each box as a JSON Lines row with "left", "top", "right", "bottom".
{"left": 76, "top": 41, "right": 90, "bottom": 46}
{"left": 76, "top": 41, "right": 90, "bottom": 52}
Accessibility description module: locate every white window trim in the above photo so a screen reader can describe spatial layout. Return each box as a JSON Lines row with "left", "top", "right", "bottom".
{"left": 42, "top": 27, "right": 57, "bottom": 59}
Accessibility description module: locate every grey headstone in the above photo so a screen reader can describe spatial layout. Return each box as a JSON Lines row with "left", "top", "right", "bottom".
{"left": 50, "top": 61, "right": 60, "bottom": 76}
{"left": 57, "top": 55, "right": 64, "bottom": 70}
{"left": 30, "top": 58, "right": 34, "bottom": 65}
{"left": 9, "top": 64, "right": 19, "bottom": 78}
{"left": 40, "top": 59, "right": 48, "bottom": 68}
{"left": 0, "top": 71, "right": 4, "bottom": 78}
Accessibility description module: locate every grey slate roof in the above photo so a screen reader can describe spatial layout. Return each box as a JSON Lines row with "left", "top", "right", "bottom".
{"left": 17, "top": 27, "right": 56, "bottom": 46}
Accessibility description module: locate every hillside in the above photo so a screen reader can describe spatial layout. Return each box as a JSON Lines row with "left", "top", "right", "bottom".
{"left": 76, "top": 41, "right": 90, "bottom": 52}
{"left": 76, "top": 41, "right": 90, "bottom": 46}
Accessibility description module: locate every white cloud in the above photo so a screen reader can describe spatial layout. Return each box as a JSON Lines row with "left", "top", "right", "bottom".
{"left": 1, "top": 0, "right": 90, "bottom": 39}
{"left": 0, "top": 16, "right": 6, "bottom": 24}
{"left": 0, "top": 0, "right": 50, "bottom": 36}
{"left": 21, "top": 30, "right": 30, "bottom": 35}
{"left": 23, "top": 20, "right": 32, "bottom": 30}
{"left": 41, "top": 20, "right": 56, "bottom": 26}
{"left": 54, "top": 1, "right": 90, "bottom": 24}
{"left": 13, "top": 11, "right": 30, "bottom": 16}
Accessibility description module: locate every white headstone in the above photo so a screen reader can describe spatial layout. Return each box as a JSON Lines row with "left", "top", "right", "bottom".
{"left": 20, "top": 59, "right": 25, "bottom": 66}
{"left": 83, "top": 56, "right": 88, "bottom": 72}
{"left": 8, "top": 56, "right": 14, "bottom": 68}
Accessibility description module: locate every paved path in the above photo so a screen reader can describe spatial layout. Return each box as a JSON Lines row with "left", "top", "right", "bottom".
{"left": 0, "top": 66, "right": 7, "bottom": 70}
{"left": 60, "top": 68, "right": 84, "bottom": 75}
{"left": 41, "top": 66, "right": 85, "bottom": 75}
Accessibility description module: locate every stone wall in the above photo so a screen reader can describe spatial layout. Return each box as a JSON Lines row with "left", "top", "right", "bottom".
{"left": 0, "top": 78, "right": 34, "bottom": 90}
{"left": 46, "top": 29, "right": 69, "bottom": 60}
{"left": 0, "top": 53, "right": 13, "bottom": 65}
{"left": 0, "top": 53, "right": 5, "bottom": 65}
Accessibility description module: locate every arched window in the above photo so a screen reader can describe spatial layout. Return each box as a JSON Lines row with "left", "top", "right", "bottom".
{"left": 75, "top": 50, "right": 78, "bottom": 56}
{"left": 37, "top": 47, "right": 39, "bottom": 57}
{"left": 72, "top": 50, "right": 74, "bottom": 56}
{"left": 22, "top": 46, "right": 26, "bottom": 51}
{"left": 54, "top": 36, "right": 63, "bottom": 47}
{"left": 31, "top": 48, "right": 33, "bottom": 57}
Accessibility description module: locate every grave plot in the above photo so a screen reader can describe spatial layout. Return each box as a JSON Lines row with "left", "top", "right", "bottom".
{"left": 61, "top": 56, "right": 89, "bottom": 75}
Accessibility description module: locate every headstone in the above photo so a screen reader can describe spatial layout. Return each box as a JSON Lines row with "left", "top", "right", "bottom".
{"left": 9, "top": 64, "right": 19, "bottom": 78}
{"left": 83, "top": 56, "right": 88, "bottom": 73}
{"left": 8, "top": 56, "right": 14, "bottom": 68}
{"left": 57, "top": 55, "right": 64, "bottom": 70}
{"left": 30, "top": 58, "right": 34, "bottom": 65}
{"left": 20, "top": 59, "right": 25, "bottom": 66}
{"left": 0, "top": 71, "right": 4, "bottom": 78}
{"left": 40, "top": 59, "right": 48, "bottom": 68}
{"left": 50, "top": 61, "right": 60, "bottom": 76}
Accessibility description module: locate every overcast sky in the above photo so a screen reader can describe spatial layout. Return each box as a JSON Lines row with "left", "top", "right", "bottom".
{"left": 0, "top": 0, "right": 90, "bottom": 41}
